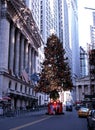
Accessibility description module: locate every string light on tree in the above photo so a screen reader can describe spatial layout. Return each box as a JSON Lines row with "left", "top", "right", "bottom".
{"left": 35, "top": 34, "right": 73, "bottom": 100}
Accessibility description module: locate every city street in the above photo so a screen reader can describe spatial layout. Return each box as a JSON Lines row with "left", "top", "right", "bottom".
{"left": 0, "top": 108, "right": 88, "bottom": 130}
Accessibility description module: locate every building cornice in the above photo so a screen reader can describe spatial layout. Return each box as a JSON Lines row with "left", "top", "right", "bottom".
{"left": 3, "top": 0, "right": 42, "bottom": 49}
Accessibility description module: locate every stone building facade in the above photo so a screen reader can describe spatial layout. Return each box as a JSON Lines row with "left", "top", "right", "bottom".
{"left": 0, "top": 0, "right": 43, "bottom": 109}
{"left": 75, "top": 76, "right": 95, "bottom": 103}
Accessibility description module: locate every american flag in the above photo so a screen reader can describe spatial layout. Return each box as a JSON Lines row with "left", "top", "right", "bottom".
{"left": 22, "top": 69, "right": 29, "bottom": 83}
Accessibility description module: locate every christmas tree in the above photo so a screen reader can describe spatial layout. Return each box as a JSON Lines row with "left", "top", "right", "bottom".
{"left": 35, "top": 34, "right": 73, "bottom": 100}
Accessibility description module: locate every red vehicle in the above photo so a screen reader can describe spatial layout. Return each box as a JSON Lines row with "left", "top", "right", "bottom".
{"left": 47, "top": 99, "right": 63, "bottom": 115}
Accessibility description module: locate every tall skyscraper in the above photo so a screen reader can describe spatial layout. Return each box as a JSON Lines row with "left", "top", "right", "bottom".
{"left": 25, "top": 0, "right": 41, "bottom": 30}
{"left": 68, "top": 0, "right": 80, "bottom": 78}
{"left": 25, "top": 0, "right": 80, "bottom": 78}
{"left": 90, "top": 12, "right": 95, "bottom": 49}
{"left": 58, "top": 0, "right": 72, "bottom": 75}
{"left": 80, "top": 47, "right": 88, "bottom": 77}
{"left": 59, "top": 0, "right": 80, "bottom": 78}
{"left": 40, "top": 0, "right": 59, "bottom": 43}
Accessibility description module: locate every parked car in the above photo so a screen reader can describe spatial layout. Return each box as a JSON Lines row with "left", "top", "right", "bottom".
{"left": 75, "top": 104, "right": 81, "bottom": 110}
{"left": 66, "top": 102, "right": 73, "bottom": 111}
{"left": 78, "top": 107, "right": 89, "bottom": 117}
{"left": 87, "top": 110, "right": 95, "bottom": 130}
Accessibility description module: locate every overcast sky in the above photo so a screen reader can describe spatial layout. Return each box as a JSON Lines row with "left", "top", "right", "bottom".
{"left": 78, "top": 0, "right": 95, "bottom": 50}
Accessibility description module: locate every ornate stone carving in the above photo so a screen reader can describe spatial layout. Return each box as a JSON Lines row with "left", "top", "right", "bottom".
{"left": 7, "top": 0, "right": 41, "bottom": 48}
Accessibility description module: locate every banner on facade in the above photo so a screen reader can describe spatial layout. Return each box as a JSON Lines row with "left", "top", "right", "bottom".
{"left": 21, "top": 69, "right": 29, "bottom": 83}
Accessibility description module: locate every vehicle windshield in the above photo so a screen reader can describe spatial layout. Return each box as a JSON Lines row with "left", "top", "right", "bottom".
{"left": 80, "top": 107, "right": 89, "bottom": 111}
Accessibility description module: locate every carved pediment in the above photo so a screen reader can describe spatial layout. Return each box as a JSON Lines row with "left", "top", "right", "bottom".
{"left": 5, "top": 0, "right": 41, "bottom": 48}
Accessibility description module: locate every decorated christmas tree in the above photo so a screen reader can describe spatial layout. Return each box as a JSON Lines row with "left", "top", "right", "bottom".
{"left": 35, "top": 34, "right": 73, "bottom": 100}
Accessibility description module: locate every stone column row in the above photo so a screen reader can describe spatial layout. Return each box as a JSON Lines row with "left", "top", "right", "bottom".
{"left": 76, "top": 84, "right": 92, "bottom": 101}
{"left": 8, "top": 24, "right": 36, "bottom": 77}
{"left": 0, "top": 1, "right": 10, "bottom": 71}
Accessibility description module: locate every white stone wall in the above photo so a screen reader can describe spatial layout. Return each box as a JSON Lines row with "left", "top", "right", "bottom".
{"left": 75, "top": 76, "right": 95, "bottom": 102}
{"left": 0, "top": 0, "right": 49, "bottom": 110}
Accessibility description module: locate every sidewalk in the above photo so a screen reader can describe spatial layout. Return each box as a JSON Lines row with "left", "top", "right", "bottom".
{"left": 0, "top": 107, "right": 47, "bottom": 119}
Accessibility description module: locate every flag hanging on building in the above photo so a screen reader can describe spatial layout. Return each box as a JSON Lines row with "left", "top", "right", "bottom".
{"left": 22, "top": 69, "right": 29, "bottom": 83}
{"left": 31, "top": 73, "right": 40, "bottom": 82}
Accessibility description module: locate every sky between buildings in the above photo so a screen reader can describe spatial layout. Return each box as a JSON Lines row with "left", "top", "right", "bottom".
{"left": 78, "top": 0, "right": 95, "bottom": 51}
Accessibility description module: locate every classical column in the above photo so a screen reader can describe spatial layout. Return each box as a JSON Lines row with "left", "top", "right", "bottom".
{"left": 25, "top": 41, "right": 29, "bottom": 70}
{"left": 76, "top": 86, "right": 79, "bottom": 101}
{"left": 15, "top": 30, "right": 20, "bottom": 76}
{"left": 0, "top": 75, "right": 3, "bottom": 99}
{"left": 20, "top": 36, "right": 25, "bottom": 73}
{"left": 9, "top": 25, "right": 15, "bottom": 73}
{"left": 34, "top": 51, "right": 37, "bottom": 72}
{"left": 29, "top": 45, "right": 32, "bottom": 75}
{"left": 88, "top": 85, "right": 91, "bottom": 95}
{"left": 0, "top": 0, "right": 10, "bottom": 71}
{"left": 81, "top": 85, "right": 84, "bottom": 100}
{"left": 31, "top": 49, "right": 35, "bottom": 73}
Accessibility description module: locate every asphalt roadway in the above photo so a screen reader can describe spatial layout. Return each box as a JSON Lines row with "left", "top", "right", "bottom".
{"left": 0, "top": 108, "right": 88, "bottom": 130}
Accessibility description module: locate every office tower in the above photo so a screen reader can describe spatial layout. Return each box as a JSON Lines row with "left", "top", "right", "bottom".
{"left": 40, "top": 0, "right": 59, "bottom": 43}
{"left": 59, "top": 0, "right": 80, "bottom": 78}
{"left": 80, "top": 47, "right": 88, "bottom": 77}
{"left": 25, "top": 0, "right": 59, "bottom": 43}
{"left": 25, "top": 0, "right": 81, "bottom": 80}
